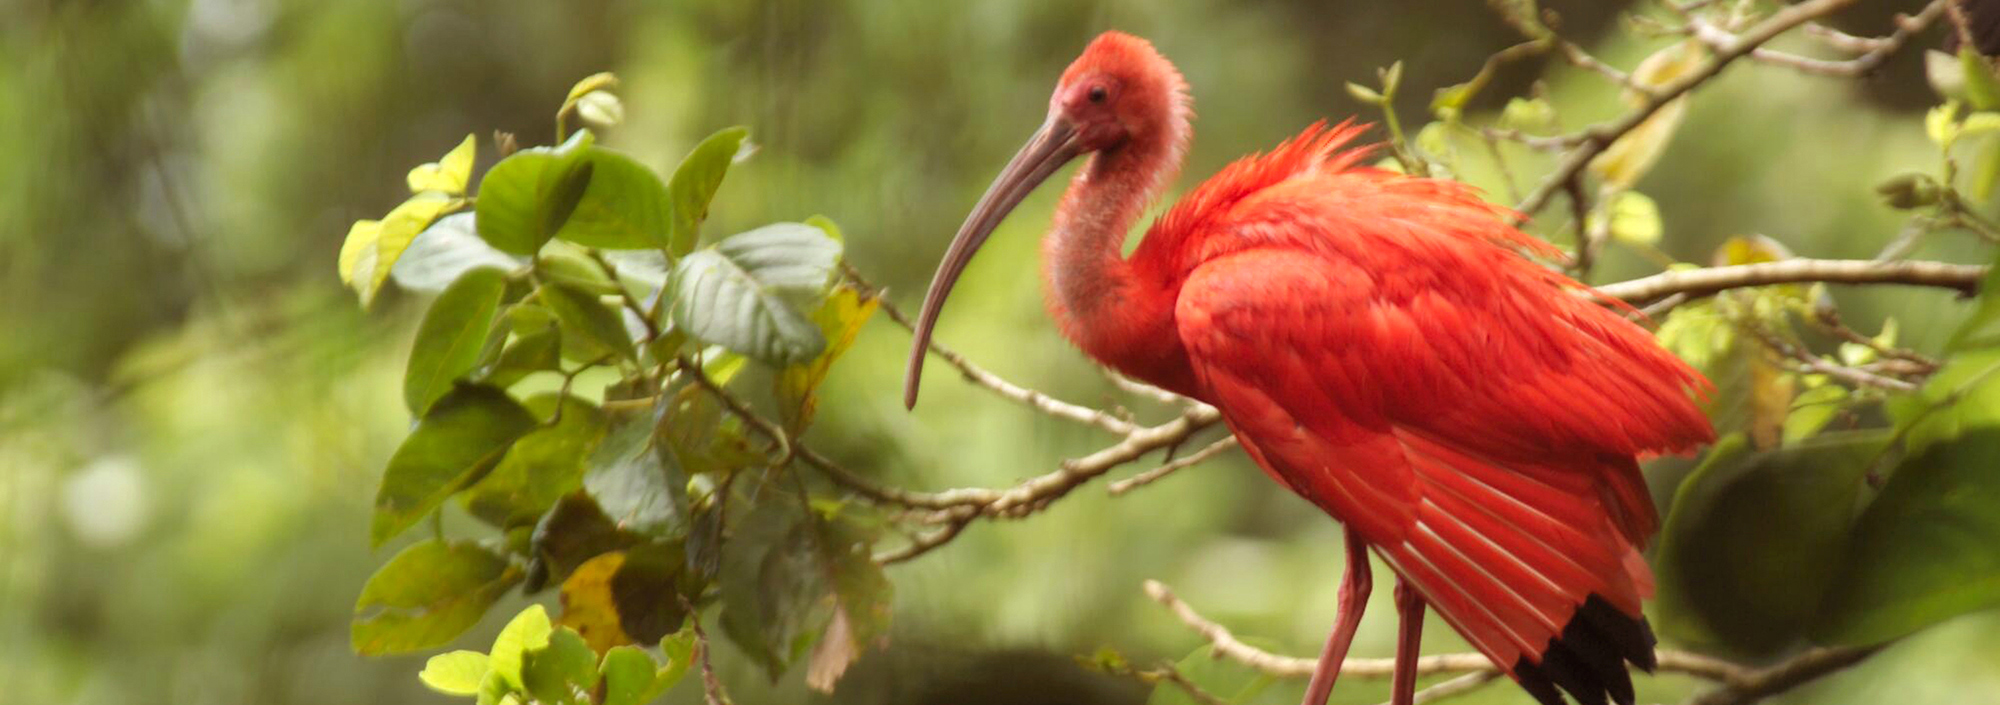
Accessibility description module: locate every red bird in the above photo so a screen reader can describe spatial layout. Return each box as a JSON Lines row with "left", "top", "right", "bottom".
{"left": 903, "top": 32, "right": 1713, "bottom": 705}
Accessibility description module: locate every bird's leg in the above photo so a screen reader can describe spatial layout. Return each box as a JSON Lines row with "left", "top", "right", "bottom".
{"left": 1390, "top": 577, "right": 1427, "bottom": 705}
{"left": 1300, "top": 528, "right": 1372, "bottom": 705}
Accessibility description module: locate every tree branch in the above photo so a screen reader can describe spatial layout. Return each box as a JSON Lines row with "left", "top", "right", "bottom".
{"left": 846, "top": 265, "right": 1136, "bottom": 435}
{"left": 1143, "top": 579, "right": 1878, "bottom": 704}
{"left": 1514, "top": 0, "right": 1863, "bottom": 220}
{"left": 1108, "top": 436, "right": 1239, "bottom": 496}
{"left": 1678, "top": 1, "right": 1945, "bottom": 78}
{"left": 1590, "top": 259, "right": 1985, "bottom": 304}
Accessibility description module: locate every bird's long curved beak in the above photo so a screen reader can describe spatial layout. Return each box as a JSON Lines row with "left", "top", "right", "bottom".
{"left": 904, "top": 116, "right": 1085, "bottom": 409}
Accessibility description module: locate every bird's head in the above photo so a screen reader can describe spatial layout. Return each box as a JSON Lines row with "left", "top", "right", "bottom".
{"left": 903, "top": 31, "right": 1189, "bottom": 409}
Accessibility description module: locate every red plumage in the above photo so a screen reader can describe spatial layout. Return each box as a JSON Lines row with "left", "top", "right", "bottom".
{"left": 906, "top": 31, "right": 1715, "bottom": 705}
{"left": 1152, "top": 120, "right": 1711, "bottom": 702}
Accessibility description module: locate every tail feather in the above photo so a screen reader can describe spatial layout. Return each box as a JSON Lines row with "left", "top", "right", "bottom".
{"left": 1379, "top": 430, "right": 1658, "bottom": 705}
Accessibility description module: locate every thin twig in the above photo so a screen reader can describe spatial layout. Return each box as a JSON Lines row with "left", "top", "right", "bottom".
{"left": 1390, "top": 671, "right": 1503, "bottom": 705}
{"left": 678, "top": 355, "right": 792, "bottom": 464}
{"left": 1746, "top": 325, "right": 1921, "bottom": 392}
{"left": 845, "top": 264, "right": 1136, "bottom": 435}
{"left": 1515, "top": 0, "right": 1864, "bottom": 220}
{"left": 873, "top": 517, "right": 971, "bottom": 565}
{"left": 1679, "top": 1, "right": 1944, "bottom": 77}
{"left": 1683, "top": 645, "right": 1883, "bottom": 705}
{"left": 680, "top": 596, "right": 735, "bottom": 705}
{"left": 1108, "top": 436, "right": 1239, "bottom": 495}
{"left": 1143, "top": 579, "right": 1760, "bottom": 684}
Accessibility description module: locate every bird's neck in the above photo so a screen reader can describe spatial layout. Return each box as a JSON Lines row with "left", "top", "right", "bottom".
{"left": 1042, "top": 130, "right": 1195, "bottom": 393}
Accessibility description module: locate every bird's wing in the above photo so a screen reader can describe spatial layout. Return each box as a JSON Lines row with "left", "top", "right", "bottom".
{"left": 1175, "top": 247, "right": 1705, "bottom": 705}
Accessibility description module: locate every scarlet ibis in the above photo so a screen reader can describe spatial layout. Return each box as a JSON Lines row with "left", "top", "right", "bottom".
{"left": 903, "top": 32, "right": 1713, "bottom": 705}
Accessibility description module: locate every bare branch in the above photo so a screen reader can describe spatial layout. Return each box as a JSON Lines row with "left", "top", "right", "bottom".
{"left": 873, "top": 517, "right": 971, "bottom": 565}
{"left": 1108, "top": 436, "right": 1239, "bottom": 495}
{"left": 1684, "top": 645, "right": 1883, "bottom": 705}
{"left": 1747, "top": 326, "right": 1922, "bottom": 392}
{"left": 1145, "top": 579, "right": 1770, "bottom": 684}
{"left": 1394, "top": 671, "right": 1503, "bottom": 705}
{"left": 910, "top": 405, "right": 1224, "bottom": 520}
{"left": 1515, "top": 0, "right": 1864, "bottom": 220}
{"left": 1143, "top": 579, "right": 1491, "bottom": 678}
{"left": 1590, "top": 259, "right": 1985, "bottom": 304}
{"left": 849, "top": 265, "right": 1136, "bottom": 435}
{"left": 1679, "top": 1, "right": 1946, "bottom": 78}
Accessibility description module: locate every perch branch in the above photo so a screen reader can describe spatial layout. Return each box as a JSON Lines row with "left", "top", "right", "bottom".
{"left": 1144, "top": 579, "right": 1879, "bottom": 704}
{"left": 1590, "top": 259, "right": 1985, "bottom": 304}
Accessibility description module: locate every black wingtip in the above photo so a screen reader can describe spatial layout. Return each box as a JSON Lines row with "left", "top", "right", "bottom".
{"left": 1510, "top": 595, "right": 1656, "bottom": 705}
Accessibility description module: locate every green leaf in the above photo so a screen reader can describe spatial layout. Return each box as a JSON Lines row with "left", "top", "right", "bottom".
{"left": 603, "top": 250, "right": 670, "bottom": 294}
{"left": 391, "top": 213, "right": 525, "bottom": 292}
{"left": 526, "top": 493, "right": 642, "bottom": 592}
{"left": 539, "top": 281, "right": 637, "bottom": 362}
{"left": 475, "top": 670, "right": 512, "bottom": 705}
{"left": 555, "top": 147, "right": 671, "bottom": 250}
{"left": 670, "top": 222, "right": 842, "bottom": 365}
{"left": 420, "top": 651, "right": 492, "bottom": 696}
{"left": 490, "top": 604, "right": 555, "bottom": 691}
{"left": 1782, "top": 383, "right": 1850, "bottom": 444}
{"left": 665, "top": 127, "right": 750, "bottom": 256}
{"left": 1950, "top": 259, "right": 2000, "bottom": 350}
{"left": 778, "top": 284, "right": 880, "bottom": 434}
{"left": 584, "top": 406, "right": 688, "bottom": 538}
{"left": 405, "top": 268, "right": 511, "bottom": 416}
{"left": 523, "top": 627, "right": 599, "bottom": 705}
{"left": 717, "top": 222, "right": 841, "bottom": 295}
{"left": 536, "top": 245, "right": 622, "bottom": 296}
{"left": 1147, "top": 644, "right": 1277, "bottom": 705}
{"left": 1605, "top": 190, "right": 1663, "bottom": 246}
{"left": 658, "top": 629, "right": 696, "bottom": 693}
{"left": 718, "top": 500, "right": 821, "bottom": 680}
{"left": 1963, "top": 49, "right": 2000, "bottom": 112}
{"left": 719, "top": 498, "right": 890, "bottom": 684}
{"left": 463, "top": 395, "right": 607, "bottom": 529}
{"left": 352, "top": 540, "right": 522, "bottom": 655}
{"left": 600, "top": 646, "right": 669, "bottom": 705}
{"left": 410, "top": 134, "right": 478, "bottom": 195}
{"left": 1500, "top": 96, "right": 1557, "bottom": 133}
{"left": 1653, "top": 431, "right": 1890, "bottom": 656}
{"left": 1817, "top": 429, "right": 2000, "bottom": 645}
{"left": 476, "top": 130, "right": 597, "bottom": 255}
{"left": 483, "top": 324, "right": 562, "bottom": 389}
{"left": 372, "top": 386, "right": 539, "bottom": 546}
{"left": 1887, "top": 350, "right": 2000, "bottom": 455}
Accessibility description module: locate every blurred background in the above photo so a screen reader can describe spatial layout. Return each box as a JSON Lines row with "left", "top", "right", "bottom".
{"left": 5, "top": 0, "right": 1996, "bottom": 704}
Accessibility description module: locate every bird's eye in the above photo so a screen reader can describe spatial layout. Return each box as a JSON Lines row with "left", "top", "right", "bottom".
{"left": 1088, "top": 85, "right": 1108, "bottom": 104}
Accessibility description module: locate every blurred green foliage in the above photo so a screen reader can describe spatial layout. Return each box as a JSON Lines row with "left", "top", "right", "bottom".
{"left": 11, "top": 1, "right": 2000, "bottom": 705}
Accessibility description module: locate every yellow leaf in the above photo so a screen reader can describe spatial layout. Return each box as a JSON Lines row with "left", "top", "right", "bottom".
{"left": 1592, "top": 41, "right": 1705, "bottom": 189}
{"left": 1602, "top": 190, "right": 1663, "bottom": 246}
{"left": 558, "top": 552, "right": 636, "bottom": 655}
{"left": 1630, "top": 41, "right": 1705, "bottom": 96}
{"left": 777, "top": 285, "right": 881, "bottom": 433}
{"left": 564, "top": 72, "right": 620, "bottom": 106}
{"left": 407, "top": 134, "right": 478, "bottom": 195}
{"left": 352, "top": 192, "right": 456, "bottom": 306}
{"left": 1713, "top": 235, "right": 1792, "bottom": 267}
{"left": 339, "top": 219, "right": 383, "bottom": 286}
{"left": 1928, "top": 101, "right": 1963, "bottom": 146}
{"left": 1591, "top": 98, "right": 1684, "bottom": 188}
